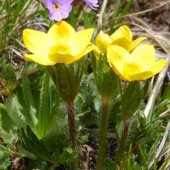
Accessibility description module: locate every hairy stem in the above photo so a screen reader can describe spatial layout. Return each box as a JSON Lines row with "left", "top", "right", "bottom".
{"left": 66, "top": 99, "right": 78, "bottom": 170}
{"left": 96, "top": 97, "right": 112, "bottom": 170}
{"left": 115, "top": 120, "right": 129, "bottom": 164}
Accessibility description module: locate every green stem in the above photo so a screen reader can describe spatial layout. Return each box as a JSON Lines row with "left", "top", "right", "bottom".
{"left": 96, "top": 97, "right": 112, "bottom": 170}
{"left": 66, "top": 99, "right": 78, "bottom": 170}
{"left": 115, "top": 119, "right": 129, "bottom": 164}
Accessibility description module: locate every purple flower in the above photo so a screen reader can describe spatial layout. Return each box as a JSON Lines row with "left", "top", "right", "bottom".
{"left": 84, "top": 0, "right": 99, "bottom": 9}
{"left": 45, "top": 0, "right": 73, "bottom": 21}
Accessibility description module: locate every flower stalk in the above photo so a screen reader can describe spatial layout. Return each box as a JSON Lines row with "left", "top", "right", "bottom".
{"left": 66, "top": 99, "right": 78, "bottom": 170}
{"left": 96, "top": 96, "right": 112, "bottom": 170}
{"left": 48, "top": 64, "right": 81, "bottom": 170}
{"left": 66, "top": 99, "right": 77, "bottom": 149}
{"left": 92, "top": 55, "right": 118, "bottom": 170}
{"left": 115, "top": 119, "right": 130, "bottom": 164}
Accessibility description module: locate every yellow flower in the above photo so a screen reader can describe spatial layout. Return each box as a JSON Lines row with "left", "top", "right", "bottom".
{"left": 107, "top": 44, "right": 167, "bottom": 81}
{"left": 23, "top": 21, "right": 94, "bottom": 65}
{"left": 96, "top": 25, "right": 146, "bottom": 54}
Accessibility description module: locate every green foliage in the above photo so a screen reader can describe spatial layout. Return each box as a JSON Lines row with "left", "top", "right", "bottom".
{"left": 36, "top": 71, "right": 51, "bottom": 138}
{"left": 0, "top": 64, "right": 80, "bottom": 167}
{"left": 0, "top": 103, "right": 15, "bottom": 132}
{"left": 21, "top": 73, "right": 38, "bottom": 128}
{"left": 19, "top": 70, "right": 60, "bottom": 139}
{"left": 110, "top": 0, "right": 133, "bottom": 32}
{"left": 0, "top": 0, "right": 32, "bottom": 51}
{"left": 162, "top": 85, "right": 170, "bottom": 101}
{"left": 0, "top": 63, "right": 18, "bottom": 98}
{"left": 83, "top": 12, "right": 96, "bottom": 28}
{"left": 48, "top": 61, "right": 84, "bottom": 101}
{"left": 18, "top": 122, "right": 76, "bottom": 165}
{"left": 159, "top": 157, "right": 170, "bottom": 170}
{"left": 75, "top": 73, "right": 100, "bottom": 127}
{"left": 6, "top": 95, "right": 26, "bottom": 128}
{"left": 92, "top": 55, "right": 119, "bottom": 99}
{"left": 67, "top": 4, "right": 97, "bottom": 28}
{"left": 155, "top": 85, "right": 170, "bottom": 116}
{"left": 0, "top": 145, "right": 11, "bottom": 170}
{"left": 0, "top": 0, "right": 169, "bottom": 169}
{"left": 19, "top": 127, "right": 49, "bottom": 161}
{"left": 121, "top": 81, "right": 142, "bottom": 119}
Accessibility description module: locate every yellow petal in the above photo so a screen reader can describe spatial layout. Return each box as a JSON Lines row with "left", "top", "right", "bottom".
{"left": 111, "top": 25, "right": 132, "bottom": 42}
{"left": 49, "top": 44, "right": 72, "bottom": 55}
{"left": 72, "top": 28, "right": 94, "bottom": 55}
{"left": 125, "top": 60, "right": 167, "bottom": 81}
{"left": 48, "top": 29, "right": 94, "bottom": 63}
{"left": 130, "top": 37, "right": 147, "bottom": 52}
{"left": 149, "top": 59, "right": 167, "bottom": 75}
{"left": 71, "top": 44, "right": 95, "bottom": 64}
{"left": 96, "top": 31, "right": 112, "bottom": 53}
{"left": 131, "top": 44, "right": 156, "bottom": 69}
{"left": 127, "top": 70, "right": 155, "bottom": 81}
{"left": 22, "top": 29, "right": 52, "bottom": 55}
{"left": 92, "top": 45, "right": 101, "bottom": 58}
{"left": 48, "top": 53, "right": 73, "bottom": 64}
{"left": 48, "top": 21, "right": 76, "bottom": 45}
{"left": 123, "top": 62, "right": 141, "bottom": 81}
{"left": 111, "top": 38, "right": 131, "bottom": 51}
{"left": 107, "top": 45, "right": 131, "bottom": 80}
{"left": 24, "top": 54, "right": 56, "bottom": 66}
{"left": 49, "top": 44, "right": 94, "bottom": 64}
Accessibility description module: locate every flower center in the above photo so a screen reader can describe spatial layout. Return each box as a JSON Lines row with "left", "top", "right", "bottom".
{"left": 54, "top": 4, "right": 60, "bottom": 10}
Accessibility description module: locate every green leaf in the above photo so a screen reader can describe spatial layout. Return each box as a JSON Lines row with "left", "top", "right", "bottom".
{"left": 114, "top": 0, "right": 133, "bottom": 27}
{"left": 115, "top": 121, "right": 124, "bottom": 139}
{"left": 1, "top": 65, "right": 16, "bottom": 82}
{"left": 110, "top": 0, "right": 133, "bottom": 32}
{"left": 153, "top": 153, "right": 157, "bottom": 170}
{"left": 159, "top": 157, "right": 170, "bottom": 170}
{"left": 138, "top": 145, "right": 148, "bottom": 169}
{"left": 58, "top": 147, "right": 77, "bottom": 164}
{"left": 5, "top": 95, "right": 26, "bottom": 128}
{"left": 48, "top": 64, "right": 81, "bottom": 101}
{"left": 93, "top": 56, "right": 118, "bottom": 99}
{"left": 19, "top": 127, "right": 49, "bottom": 161}
{"left": 127, "top": 149, "right": 131, "bottom": 170}
{"left": 0, "top": 103, "right": 15, "bottom": 132}
{"left": 0, "top": 144, "right": 11, "bottom": 169}
{"left": 36, "top": 71, "right": 51, "bottom": 139}
{"left": 100, "top": 70, "right": 118, "bottom": 99}
{"left": 122, "top": 81, "right": 141, "bottom": 119}
{"left": 162, "top": 85, "right": 170, "bottom": 100}
{"left": 113, "top": 0, "right": 121, "bottom": 18}
{"left": 0, "top": 159, "right": 11, "bottom": 169}
{"left": 142, "top": 80, "right": 150, "bottom": 99}
{"left": 22, "top": 74, "right": 38, "bottom": 128}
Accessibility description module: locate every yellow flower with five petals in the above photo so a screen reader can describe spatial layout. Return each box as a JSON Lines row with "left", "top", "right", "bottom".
{"left": 96, "top": 25, "right": 146, "bottom": 54}
{"left": 107, "top": 44, "right": 167, "bottom": 81}
{"left": 23, "top": 21, "right": 94, "bottom": 65}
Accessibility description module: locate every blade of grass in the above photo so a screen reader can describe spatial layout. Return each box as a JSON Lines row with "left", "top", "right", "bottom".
{"left": 138, "top": 145, "right": 148, "bottom": 169}
{"left": 159, "top": 157, "right": 170, "bottom": 170}
{"left": 114, "top": 0, "right": 133, "bottom": 26}
{"left": 153, "top": 153, "right": 157, "bottom": 170}
{"left": 110, "top": 0, "right": 132, "bottom": 33}
{"left": 113, "top": 0, "right": 121, "bottom": 18}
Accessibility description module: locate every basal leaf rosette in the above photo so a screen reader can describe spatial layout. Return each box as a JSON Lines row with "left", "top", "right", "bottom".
{"left": 96, "top": 25, "right": 146, "bottom": 54}
{"left": 107, "top": 44, "right": 167, "bottom": 81}
{"left": 22, "top": 21, "right": 94, "bottom": 65}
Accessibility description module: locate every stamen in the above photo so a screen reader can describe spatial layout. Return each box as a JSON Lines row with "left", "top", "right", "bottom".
{"left": 54, "top": 4, "right": 60, "bottom": 10}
